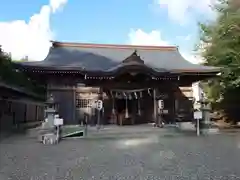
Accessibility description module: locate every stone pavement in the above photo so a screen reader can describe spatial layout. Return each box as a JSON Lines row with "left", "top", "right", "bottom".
{"left": 85, "top": 124, "right": 183, "bottom": 139}
{"left": 1, "top": 126, "right": 240, "bottom": 180}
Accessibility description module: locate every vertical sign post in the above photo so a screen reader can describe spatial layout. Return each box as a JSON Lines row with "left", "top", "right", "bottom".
{"left": 194, "top": 110, "right": 202, "bottom": 136}
{"left": 96, "top": 100, "right": 103, "bottom": 130}
{"left": 54, "top": 115, "right": 63, "bottom": 143}
{"left": 157, "top": 100, "right": 164, "bottom": 127}
{"left": 196, "top": 118, "right": 200, "bottom": 136}
{"left": 84, "top": 113, "right": 88, "bottom": 137}
{"left": 158, "top": 100, "right": 164, "bottom": 110}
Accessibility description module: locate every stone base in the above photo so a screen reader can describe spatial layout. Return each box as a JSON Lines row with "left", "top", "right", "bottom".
{"left": 176, "top": 122, "right": 195, "bottom": 131}
{"left": 199, "top": 122, "right": 219, "bottom": 135}
{"left": 38, "top": 123, "right": 57, "bottom": 143}
{"left": 176, "top": 122, "right": 220, "bottom": 135}
{"left": 201, "top": 128, "right": 219, "bottom": 135}
{"left": 38, "top": 129, "right": 54, "bottom": 140}
{"left": 42, "top": 133, "right": 59, "bottom": 145}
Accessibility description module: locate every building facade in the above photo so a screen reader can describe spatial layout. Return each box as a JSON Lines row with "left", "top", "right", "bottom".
{"left": 0, "top": 81, "right": 44, "bottom": 133}
{"left": 15, "top": 41, "right": 220, "bottom": 126}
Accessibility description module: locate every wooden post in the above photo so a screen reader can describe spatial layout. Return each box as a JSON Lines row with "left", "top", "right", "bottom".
{"left": 73, "top": 86, "right": 76, "bottom": 124}
{"left": 98, "top": 87, "right": 103, "bottom": 128}
{"left": 97, "top": 109, "right": 101, "bottom": 130}
{"left": 111, "top": 92, "right": 116, "bottom": 124}
{"left": 174, "top": 98, "right": 178, "bottom": 124}
{"left": 24, "top": 104, "right": 27, "bottom": 123}
{"left": 35, "top": 105, "right": 38, "bottom": 121}
{"left": 196, "top": 118, "right": 200, "bottom": 136}
{"left": 153, "top": 88, "right": 157, "bottom": 125}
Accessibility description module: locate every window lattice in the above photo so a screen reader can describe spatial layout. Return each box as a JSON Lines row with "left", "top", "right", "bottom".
{"left": 76, "top": 99, "right": 92, "bottom": 108}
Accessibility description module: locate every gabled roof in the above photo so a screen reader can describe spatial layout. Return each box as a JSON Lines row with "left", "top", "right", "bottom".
{"left": 16, "top": 41, "right": 220, "bottom": 73}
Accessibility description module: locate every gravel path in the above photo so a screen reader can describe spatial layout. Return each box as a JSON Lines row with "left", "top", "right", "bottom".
{"left": 1, "top": 128, "right": 240, "bottom": 180}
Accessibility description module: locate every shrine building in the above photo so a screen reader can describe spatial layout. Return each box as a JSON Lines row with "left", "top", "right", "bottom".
{"left": 14, "top": 41, "right": 220, "bottom": 126}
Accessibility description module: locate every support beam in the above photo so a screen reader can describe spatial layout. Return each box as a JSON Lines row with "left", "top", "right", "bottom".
{"left": 73, "top": 87, "right": 76, "bottom": 124}
{"left": 153, "top": 88, "right": 157, "bottom": 125}
{"left": 97, "top": 87, "right": 103, "bottom": 128}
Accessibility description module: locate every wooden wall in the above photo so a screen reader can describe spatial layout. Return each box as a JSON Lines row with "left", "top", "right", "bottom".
{"left": 46, "top": 77, "right": 196, "bottom": 125}
{"left": 0, "top": 99, "right": 44, "bottom": 132}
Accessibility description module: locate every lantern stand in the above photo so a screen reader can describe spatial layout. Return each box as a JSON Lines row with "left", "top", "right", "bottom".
{"left": 39, "top": 94, "right": 63, "bottom": 144}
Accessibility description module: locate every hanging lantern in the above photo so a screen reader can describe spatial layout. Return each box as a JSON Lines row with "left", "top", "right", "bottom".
{"left": 123, "top": 92, "right": 127, "bottom": 99}
{"left": 128, "top": 93, "right": 132, "bottom": 100}
{"left": 135, "top": 91, "right": 141, "bottom": 116}
{"left": 148, "top": 88, "right": 151, "bottom": 96}
{"left": 116, "top": 92, "right": 122, "bottom": 99}
{"left": 137, "top": 99, "right": 141, "bottom": 116}
{"left": 134, "top": 92, "right": 138, "bottom": 99}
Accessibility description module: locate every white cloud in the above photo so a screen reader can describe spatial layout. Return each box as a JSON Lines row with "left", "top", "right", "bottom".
{"left": 50, "top": 0, "right": 68, "bottom": 13}
{"left": 0, "top": 0, "right": 68, "bottom": 61}
{"left": 155, "top": 0, "right": 216, "bottom": 23}
{"left": 177, "top": 34, "right": 192, "bottom": 41}
{"left": 128, "top": 29, "right": 170, "bottom": 46}
{"left": 128, "top": 28, "right": 203, "bottom": 64}
{"left": 181, "top": 52, "right": 203, "bottom": 64}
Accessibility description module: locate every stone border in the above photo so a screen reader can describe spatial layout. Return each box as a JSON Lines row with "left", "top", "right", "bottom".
{"left": 201, "top": 128, "right": 219, "bottom": 135}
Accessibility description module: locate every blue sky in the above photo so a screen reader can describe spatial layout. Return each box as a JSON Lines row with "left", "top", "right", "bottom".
{"left": 0, "top": 0, "right": 215, "bottom": 62}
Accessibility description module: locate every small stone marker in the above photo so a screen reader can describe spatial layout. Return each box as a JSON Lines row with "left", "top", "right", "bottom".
{"left": 42, "top": 133, "right": 59, "bottom": 145}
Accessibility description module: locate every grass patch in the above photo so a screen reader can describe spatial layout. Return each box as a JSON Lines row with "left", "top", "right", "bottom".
{"left": 62, "top": 126, "right": 85, "bottom": 136}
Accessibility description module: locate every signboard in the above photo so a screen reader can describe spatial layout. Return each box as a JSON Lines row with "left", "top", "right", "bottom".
{"left": 54, "top": 118, "right": 64, "bottom": 126}
{"left": 158, "top": 100, "right": 164, "bottom": 109}
{"left": 194, "top": 111, "right": 202, "bottom": 120}
{"left": 96, "top": 100, "right": 103, "bottom": 110}
{"left": 162, "top": 109, "right": 168, "bottom": 114}
{"left": 90, "top": 100, "right": 98, "bottom": 108}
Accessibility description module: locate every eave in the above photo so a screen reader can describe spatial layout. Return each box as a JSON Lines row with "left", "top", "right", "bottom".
{"left": 0, "top": 81, "right": 44, "bottom": 101}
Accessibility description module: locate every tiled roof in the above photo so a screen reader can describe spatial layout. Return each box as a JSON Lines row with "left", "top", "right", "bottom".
{"left": 17, "top": 41, "right": 220, "bottom": 73}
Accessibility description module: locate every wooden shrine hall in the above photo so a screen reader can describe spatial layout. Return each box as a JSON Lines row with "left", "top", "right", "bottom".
{"left": 14, "top": 41, "right": 220, "bottom": 126}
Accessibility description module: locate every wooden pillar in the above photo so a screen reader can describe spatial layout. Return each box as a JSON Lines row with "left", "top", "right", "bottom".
{"left": 153, "top": 88, "right": 157, "bottom": 125}
{"left": 73, "top": 86, "right": 76, "bottom": 124}
{"left": 23, "top": 104, "right": 27, "bottom": 123}
{"left": 111, "top": 92, "right": 117, "bottom": 124}
{"left": 174, "top": 98, "right": 178, "bottom": 123}
{"left": 35, "top": 105, "right": 38, "bottom": 121}
{"left": 98, "top": 87, "right": 103, "bottom": 126}
{"left": 174, "top": 86, "right": 179, "bottom": 124}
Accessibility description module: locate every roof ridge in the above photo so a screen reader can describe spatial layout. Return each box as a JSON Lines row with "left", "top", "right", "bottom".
{"left": 51, "top": 41, "right": 178, "bottom": 51}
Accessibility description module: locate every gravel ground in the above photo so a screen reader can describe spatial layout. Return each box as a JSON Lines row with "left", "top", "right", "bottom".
{"left": 1, "top": 128, "right": 240, "bottom": 180}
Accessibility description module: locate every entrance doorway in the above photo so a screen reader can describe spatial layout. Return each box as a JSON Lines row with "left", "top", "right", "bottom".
{"left": 115, "top": 98, "right": 135, "bottom": 125}
{"left": 107, "top": 89, "right": 154, "bottom": 126}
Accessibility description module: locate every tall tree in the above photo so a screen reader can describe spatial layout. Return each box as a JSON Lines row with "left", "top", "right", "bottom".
{"left": 0, "top": 46, "right": 15, "bottom": 83}
{"left": 0, "top": 46, "right": 45, "bottom": 96}
{"left": 197, "top": 0, "right": 240, "bottom": 123}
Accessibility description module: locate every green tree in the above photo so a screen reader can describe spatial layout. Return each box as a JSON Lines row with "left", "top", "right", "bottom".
{"left": 0, "top": 46, "right": 45, "bottom": 97}
{"left": 0, "top": 46, "right": 16, "bottom": 83}
{"left": 197, "top": 0, "right": 240, "bottom": 123}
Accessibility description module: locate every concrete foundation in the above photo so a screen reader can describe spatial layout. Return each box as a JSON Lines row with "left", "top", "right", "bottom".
{"left": 201, "top": 128, "right": 219, "bottom": 135}
{"left": 176, "top": 122, "right": 195, "bottom": 131}
{"left": 176, "top": 122, "right": 220, "bottom": 135}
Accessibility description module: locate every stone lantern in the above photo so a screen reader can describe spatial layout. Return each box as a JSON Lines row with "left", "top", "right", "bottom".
{"left": 44, "top": 94, "right": 58, "bottom": 128}
{"left": 198, "top": 98, "right": 211, "bottom": 128}
{"left": 198, "top": 95, "right": 219, "bottom": 134}
{"left": 38, "top": 94, "right": 61, "bottom": 143}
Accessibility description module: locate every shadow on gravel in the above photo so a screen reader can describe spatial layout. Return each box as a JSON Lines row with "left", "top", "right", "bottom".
{"left": 0, "top": 129, "right": 29, "bottom": 142}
